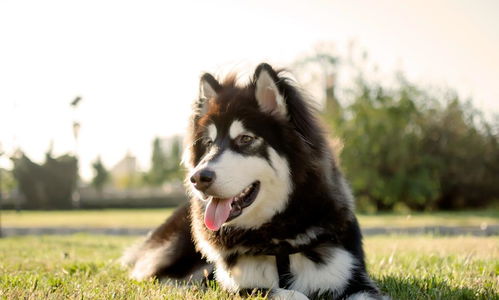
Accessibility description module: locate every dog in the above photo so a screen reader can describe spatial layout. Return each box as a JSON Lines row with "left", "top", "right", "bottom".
{"left": 122, "top": 63, "right": 383, "bottom": 299}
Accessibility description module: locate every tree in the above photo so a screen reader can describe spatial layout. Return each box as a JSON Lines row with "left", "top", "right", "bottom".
{"left": 165, "top": 135, "right": 183, "bottom": 180}
{"left": 328, "top": 76, "right": 440, "bottom": 211}
{"left": 91, "top": 157, "right": 109, "bottom": 197}
{"left": 11, "top": 151, "right": 78, "bottom": 209}
{"left": 144, "top": 136, "right": 184, "bottom": 186}
{"left": 318, "top": 70, "right": 499, "bottom": 211}
{"left": 418, "top": 98, "right": 499, "bottom": 209}
{"left": 0, "top": 168, "right": 16, "bottom": 196}
{"left": 145, "top": 137, "right": 168, "bottom": 186}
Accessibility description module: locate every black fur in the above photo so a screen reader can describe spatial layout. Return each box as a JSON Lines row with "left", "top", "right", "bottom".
{"left": 150, "top": 203, "right": 207, "bottom": 279}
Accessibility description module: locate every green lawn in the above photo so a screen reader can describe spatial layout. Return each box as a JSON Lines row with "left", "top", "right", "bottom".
{"left": 1, "top": 208, "right": 175, "bottom": 228}
{"left": 2, "top": 208, "right": 498, "bottom": 228}
{"left": 0, "top": 234, "right": 497, "bottom": 299}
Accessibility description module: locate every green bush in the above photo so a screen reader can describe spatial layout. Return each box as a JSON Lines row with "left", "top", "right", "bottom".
{"left": 11, "top": 152, "right": 78, "bottom": 209}
{"left": 324, "top": 74, "right": 499, "bottom": 211}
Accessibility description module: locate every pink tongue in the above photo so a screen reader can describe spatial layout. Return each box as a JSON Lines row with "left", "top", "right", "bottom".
{"left": 204, "top": 198, "right": 233, "bottom": 231}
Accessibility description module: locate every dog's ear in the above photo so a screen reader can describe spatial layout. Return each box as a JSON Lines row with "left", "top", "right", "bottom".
{"left": 196, "top": 73, "right": 221, "bottom": 117}
{"left": 253, "top": 63, "right": 287, "bottom": 118}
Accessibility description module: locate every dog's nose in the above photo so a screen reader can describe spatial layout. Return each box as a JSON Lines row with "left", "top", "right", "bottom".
{"left": 190, "top": 169, "right": 216, "bottom": 191}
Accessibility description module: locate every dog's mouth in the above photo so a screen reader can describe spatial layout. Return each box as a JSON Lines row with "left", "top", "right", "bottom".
{"left": 204, "top": 181, "right": 260, "bottom": 231}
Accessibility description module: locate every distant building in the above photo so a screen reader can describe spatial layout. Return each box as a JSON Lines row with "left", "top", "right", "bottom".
{"left": 111, "top": 152, "right": 137, "bottom": 177}
{"left": 110, "top": 152, "right": 139, "bottom": 188}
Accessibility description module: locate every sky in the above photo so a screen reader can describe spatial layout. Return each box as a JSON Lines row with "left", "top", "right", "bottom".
{"left": 1, "top": 0, "right": 498, "bottom": 180}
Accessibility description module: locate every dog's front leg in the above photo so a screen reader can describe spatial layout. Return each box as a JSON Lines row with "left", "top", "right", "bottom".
{"left": 269, "top": 288, "right": 309, "bottom": 300}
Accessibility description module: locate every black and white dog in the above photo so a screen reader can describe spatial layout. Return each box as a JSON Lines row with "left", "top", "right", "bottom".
{"left": 122, "top": 63, "right": 383, "bottom": 299}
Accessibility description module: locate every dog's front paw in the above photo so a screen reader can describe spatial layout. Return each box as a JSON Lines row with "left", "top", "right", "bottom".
{"left": 270, "top": 288, "right": 309, "bottom": 300}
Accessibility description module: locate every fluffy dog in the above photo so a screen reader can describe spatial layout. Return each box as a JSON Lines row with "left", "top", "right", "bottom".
{"left": 122, "top": 63, "right": 383, "bottom": 300}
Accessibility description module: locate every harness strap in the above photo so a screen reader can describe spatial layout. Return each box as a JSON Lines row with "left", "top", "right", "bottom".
{"left": 237, "top": 232, "right": 335, "bottom": 289}
{"left": 275, "top": 253, "right": 292, "bottom": 289}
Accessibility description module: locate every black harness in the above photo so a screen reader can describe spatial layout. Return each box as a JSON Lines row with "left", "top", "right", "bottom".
{"left": 271, "top": 232, "right": 336, "bottom": 289}
{"left": 275, "top": 252, "right": 293, "bottom": 288}
{"left": 218, "top": 228, "right": 336, "bottom": 289}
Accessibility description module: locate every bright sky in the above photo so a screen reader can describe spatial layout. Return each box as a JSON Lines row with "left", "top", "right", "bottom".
{"left": 1, "top": 0, "right": 498, "bottom": 180}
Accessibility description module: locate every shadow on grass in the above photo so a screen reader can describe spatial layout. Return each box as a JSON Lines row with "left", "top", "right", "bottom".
{"left": 377, "top": 275, "right": 497, "bottom": 300}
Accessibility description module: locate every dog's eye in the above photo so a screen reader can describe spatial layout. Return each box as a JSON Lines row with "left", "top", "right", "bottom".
{"left": 204, "top": 139, "right": 213, "bottom": 148}
{"left": 236, "top": 135, "right": 254, "bottom": 146}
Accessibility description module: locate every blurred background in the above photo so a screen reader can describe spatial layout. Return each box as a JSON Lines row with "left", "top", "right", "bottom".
{"left": 0, "top": 0, "right": 498, "bottom": 217}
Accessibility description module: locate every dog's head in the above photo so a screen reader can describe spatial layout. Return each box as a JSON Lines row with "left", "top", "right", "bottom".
{"left": 184, "top": 63, "right": 326, "bottom": 231}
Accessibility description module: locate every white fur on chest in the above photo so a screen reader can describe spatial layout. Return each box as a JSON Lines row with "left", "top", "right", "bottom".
{"left": 214, "top": 247, "right": 355, "bottom": 296}
{"left": 193, "top": 215, "right": 355, "bottom": 296}
{"left": 289, "top": 247, "right": 354, "bottom": 295}
{"left": 216, "top": 255, "right": 279, "bottom": 291}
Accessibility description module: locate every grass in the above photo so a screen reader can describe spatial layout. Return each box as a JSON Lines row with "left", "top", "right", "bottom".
{"left": 1, "top": 208, "right": 497, "bottom": 298}
{"left": 0, "top": 234, "right": 497, "bottom": 299}
{"left": 357, "top": 209, "right": 499, "bottom": 228}
{"left": 364, "top": 235, "right": 498, "bottom": 299}
{"left": 2, "top": 208, "right": 498, "bottom": 228}
{"left": 1, "top": 208, "right": 175, "bottom": 228}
